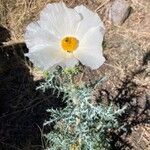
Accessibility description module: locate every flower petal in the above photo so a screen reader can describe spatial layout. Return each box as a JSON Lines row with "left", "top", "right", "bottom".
{"left": 26, "top": 46, "right": 63, "bottom": 70}
{"left": 80, "top": 26, "right": 104, "bottom": 48}
{"left": 63, "top": 56, "right": 79, "bottom": 68}
{"left": 56, "top": 52, "right": 79, "bottom": 68}
{"left": 74, "top": 27, "right": 105, "bottom": 69}
{"left": 24, "top": 21, "right": 59, "bottom": 52}
{"left": 75, "top": 5, "right": 105, "bottom": 38}
{"left": 39, "top": 2, "right": 81, "bottom": 38}
{"left": 74, "top": 48, "right": 105, "bottom": 69}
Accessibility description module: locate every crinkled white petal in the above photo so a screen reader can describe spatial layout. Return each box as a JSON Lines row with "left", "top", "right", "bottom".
{"left": 57, "top": 52, "right": 79, "bottom": 68}
{"left": 39, "top": 2, "right": 81, "bottom": 39}
{"left": 63, "top": 56, "right": 79, "bottom": 68}
{"left": 80, "top": 26, "right": 104, "bottom": 48}
{"left": 24, "top": 21, "right": 59, "bottom": 52}
{"left": 75, "top": 5, "right": 105, "bottom": 38}
{"left": 26, "top": 46, "right": 63, "bottom": 70}
{"left": 74, "top": 27, "right": 105, "bottom": 69}
{"left": 74, "top": 48, "right": 105, "bottom": 69}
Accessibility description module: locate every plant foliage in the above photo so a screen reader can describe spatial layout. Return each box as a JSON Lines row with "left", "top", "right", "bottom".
{"left": 37, "top": 67, "right": 126, "bottom": 150}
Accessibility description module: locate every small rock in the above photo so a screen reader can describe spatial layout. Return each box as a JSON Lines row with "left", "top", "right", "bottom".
{"left": 109, "top": 0, "right": 131, "bottom": 25}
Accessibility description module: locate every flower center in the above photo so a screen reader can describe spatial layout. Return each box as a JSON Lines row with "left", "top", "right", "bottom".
{"left": 61, "top": 36, "right": 79, "bottom": 52}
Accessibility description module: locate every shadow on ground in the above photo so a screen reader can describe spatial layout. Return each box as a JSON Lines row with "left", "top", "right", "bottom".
{"left": 0, "top": 40, "right": 65, "bottom": 149}
{"left": 0, "top": 26, "right": 11, "bottom": 46}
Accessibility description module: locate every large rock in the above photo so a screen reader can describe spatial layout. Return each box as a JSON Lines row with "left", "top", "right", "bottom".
{"left": 109, "top": 0, "right": 131, "bottom": 25}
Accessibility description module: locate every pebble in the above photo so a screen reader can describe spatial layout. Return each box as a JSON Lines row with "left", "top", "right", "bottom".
{"left": 109, "top": 0, "right": 131, "bottom": 25}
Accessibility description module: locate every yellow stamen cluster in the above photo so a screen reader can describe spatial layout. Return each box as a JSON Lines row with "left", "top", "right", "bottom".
{"left": 61, "top": 36, "right": 79, "bottom": 52}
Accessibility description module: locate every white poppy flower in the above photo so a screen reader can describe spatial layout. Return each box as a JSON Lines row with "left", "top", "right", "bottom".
{"left": 25, "top": 2, "right": 105, "bottom": 70}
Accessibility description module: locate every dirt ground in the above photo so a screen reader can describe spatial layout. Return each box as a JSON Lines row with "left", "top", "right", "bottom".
{"left": 0, "top": 0, "right": 149, "bottom": 150}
